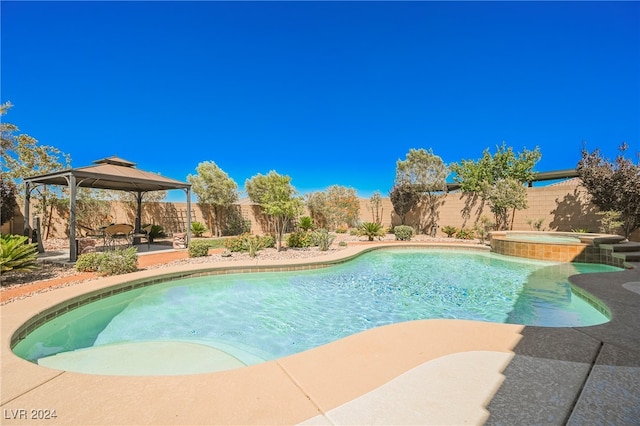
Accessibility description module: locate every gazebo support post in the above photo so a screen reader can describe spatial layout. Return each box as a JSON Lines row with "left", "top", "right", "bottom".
{"left": 68, "top": 174, "right": 77, "bottom": 262}
{"left": 133, "top": 191, "right": 143, "bottom": 245}
{"left": 186, "top": 188, "right": 191, "bottom": 247}
{"left": 23, "top": 182, "right": 32, "bottom": 239}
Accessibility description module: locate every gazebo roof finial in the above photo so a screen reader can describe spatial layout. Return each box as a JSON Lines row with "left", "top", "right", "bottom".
{"left": 93, "top": 156, "right": 136, "bottom": 168}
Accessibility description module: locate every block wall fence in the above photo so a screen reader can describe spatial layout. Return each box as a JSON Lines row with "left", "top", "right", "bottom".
{"left": 3, "top": 181, "right": 639, "bottom": 242}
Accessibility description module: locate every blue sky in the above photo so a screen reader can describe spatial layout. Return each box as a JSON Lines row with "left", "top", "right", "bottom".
{"left": 2, "top": 1, "right": 638, "bottom": 202}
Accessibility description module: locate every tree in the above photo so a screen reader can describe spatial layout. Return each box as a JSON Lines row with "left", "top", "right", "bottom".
{"left": 306, "top": 192, "right": 328, "bottom": 228}
{"left": 389, "top": 183, "right": 419, "bottom": 225}
{"left": 451, "top": 143, "right": 541, "bottom": 192}
{"left": 577, "top": 143, "right": 640, "bottom": 238}
{"left": 1, "top": 102, "right": 71, "bottom": 237}
{"left": 395, "top": 148, "right": 448, "bottom": 232}
{"left": 306, "top": 185, "right": 360, "bottom": 231}
{"left": 324, "top": 185, "right": 360, "bottom": 230}
{"left": 1, "top": 175, "right": 19, "bottom": 225}
{"left": 482, "top": 178, "right": 528, "bottom": 230}
{"left": 245, "top": 171, "right": 303, "bottom": 251}
{"left": 368, "top": 191, "right": 383, "bottom": 225}
{"left": 188, "top": 161, "right": 238, "bottom": 237}
{"left": 450, "top": 142, "right": 541, "bottom": 228}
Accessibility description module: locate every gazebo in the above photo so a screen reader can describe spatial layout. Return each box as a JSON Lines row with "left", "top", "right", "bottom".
{"left": 23, "top": 156, "right": 191, "bottom": 262}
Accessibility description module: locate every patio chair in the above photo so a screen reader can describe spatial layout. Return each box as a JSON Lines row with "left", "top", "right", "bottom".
{"left": 132, "top": 224, "right": 153, "bottom": 249}
{"left": 77, "top": 223, "right": 105, "bottom": 239}
{"left": 103, "top": 224, "right": 134, "bottom": 248}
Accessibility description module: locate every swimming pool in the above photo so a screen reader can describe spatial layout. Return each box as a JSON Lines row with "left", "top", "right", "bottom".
{"left": 13, "top": 248, "right": 619, "bottom": 375}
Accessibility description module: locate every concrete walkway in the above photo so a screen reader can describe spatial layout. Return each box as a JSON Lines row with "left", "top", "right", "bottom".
{"left": 1, "top": 243, "right": 639, "bottom": 425}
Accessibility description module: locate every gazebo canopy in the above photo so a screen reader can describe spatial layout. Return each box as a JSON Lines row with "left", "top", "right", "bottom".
{"left": 23, "top": 156, "right": 191, "bottom": 262}
{"left": 25, "top": 156, "right": 191, "bottom": 192}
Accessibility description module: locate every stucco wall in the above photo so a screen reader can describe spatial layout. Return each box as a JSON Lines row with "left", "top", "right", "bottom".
{"left": 4, "top": 180, "right": 639, "bottom": 242}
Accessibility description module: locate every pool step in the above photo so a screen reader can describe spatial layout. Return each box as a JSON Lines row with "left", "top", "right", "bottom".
{"left": 600, "top": 242, "right": 640, "bottom": 264}
{"left": 612, "top": 251, "right": 640, "bottom": 262}
{"left": 599, "top": 242, "right": 640, "bottom": 252}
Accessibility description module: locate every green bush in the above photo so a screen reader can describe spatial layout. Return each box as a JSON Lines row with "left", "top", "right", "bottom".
{"left": 224, "top": 233, "right": 249, "bottom": 252}
{"left": 141, "top": 224, "right": 166, "bottom": 241}
{"left": 76, "top": 248, "right": 138, "bottom": 276}
{"left": 100, "top": 247, "right": 138, "bottom": 275}
{"left": 312, "top": 229, "right": 335, "bottom": 251}
{"left": 287, "top": 231, "right": 314, "bottom": 248}
{"left": 244, "top": 235, "right": 260, "bottom": 257}
{"left": 259, "top": 234, "right": 275, "bottom": 249}
{"left": 349, "top": 229, "right": 359, "bottom": 236}
{"left": 188, "top": 240, "right": 211, "bottom": 257}
{"left": 455, "top": 228, "right": 476, "bottom": 240}
{"left": 190, "top": 221, "right": 207, "bottom": 237}
{"left": 338, "top": 241, "right": 347, "bottom": 247}
{"left": 75, "top": 252, "right": 102, "bottom": 272}
{"left": 0, "top": 234, "right": 38, "bottom": 273}
{"left": 335, "top": 227, "right": 347, "bottom": 234}
{"left": 223, "top": 233, "right": 274, "bottom": 253}
{"left": 394, "top": 225, "right": 414, "bottom": 241}
{"left": 298, "top": 216, "right": 314, "bottom": 231}
{"left": 358, "top": 222, "right": 384, "bottom": 241}
{"left": 442, "top": 226, "right": 457, "bottom": 238}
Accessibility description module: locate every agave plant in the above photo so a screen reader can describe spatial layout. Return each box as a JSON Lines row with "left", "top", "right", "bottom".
{"left": 312, "top": 228, "right": 335, "bottom": 251}
{"left": 0, "top": 235, "right": 39, "bottom": 273}
{"left": 358, "top": 222, "right": 385, "bottom": 241}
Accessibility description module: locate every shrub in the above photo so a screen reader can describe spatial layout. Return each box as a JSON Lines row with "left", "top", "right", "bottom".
{"left": 526, "top": 217, "right": 545, "bottom": 231}
{"left": 189, "top": 240, "right": 211, "bottom": 257}
{"left": 312, "top": 229, "right": 335, "bottom": 251}
{"left": 287, "top": 231, "right": 314, "bottom": 248}
{"left": 475, "top": 215, "right": 495, "bottom": 244}
{"left": 597, "top": 211, "right": 623, "bottom": 234}
{"left": 335, "top": 227, "right": 347, "bottom": 234}
{"left": 298, "top": 216, "right": 314, "bottom": 232}
{"left": 338, "top": 241, "right": 347, "bottom": 247}
{"left": 99, "top": 247, "right": 138, "bottom": 275}
{"left": 455, "top": 228, "right": 475, "bottom": 240}
{"left": 394, "top": 225, "right": 414, "bottom": 241}
{"left": 190, "top": 221, "right": 207, "bottom": 237}
{"left": 1, "top": 234, "right": 38, "bottom": 273}
{"left": 349, "top": 229, "right": 359, "bottom": 236}
{"left": 244, "top": 235, "right": 260, "bottom": 257}
{"left": 358, "top": 222, "right": 385, "bottom": 241}
{"left": 224, "top": 233, "right": 274, "bottom": 252}
{"left": 442, "top": 226, "right": 457, "bottom": 238}
{"left": 259, "top": 234, "right": 275, "bottom": 249}
{"left": 142, "top": 224, "right": 166, "bottom": 241}
{"left": 76, "top": 248, "right": 138, "bottom": 275}
{"left": 75, "top": 252, "right": 102, "bottom": 272}
{"left": 224, "top": 233, "right": 249, "bottom": 252}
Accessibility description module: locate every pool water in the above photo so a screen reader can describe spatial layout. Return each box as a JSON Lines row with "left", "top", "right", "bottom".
{"left": 14, "top": 249, "right": 618, "bottom": 368}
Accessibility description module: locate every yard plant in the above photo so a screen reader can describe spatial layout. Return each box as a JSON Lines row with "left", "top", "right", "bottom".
{"left": 0, "top": 234, "right": 38, "bottom": 273}
{"left": 358, "top": 222, "right": 385, "bottom": 241}
{"left": 394, "top": 225, "right": 414, "bottom": 241}
{"left": 76, "top": 247, "right": 138, "bottom": 275}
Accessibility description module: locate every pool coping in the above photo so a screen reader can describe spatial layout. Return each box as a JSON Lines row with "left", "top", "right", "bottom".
{"left": 1, "top": 242, "right": 639, "bottom": 424}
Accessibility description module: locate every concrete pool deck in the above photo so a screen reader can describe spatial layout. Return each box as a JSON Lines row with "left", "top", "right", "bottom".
{"left": 1, "top": 243, "right": 639, "bottom": 425}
